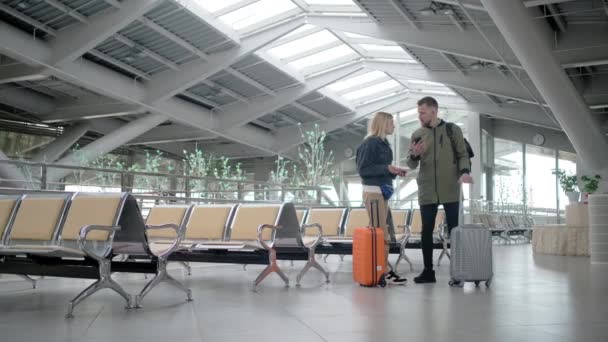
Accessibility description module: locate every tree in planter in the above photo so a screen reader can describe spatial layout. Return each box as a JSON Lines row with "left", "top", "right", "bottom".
{"left": 553, "top": 168, "right": 579, "bottom": 203}
{"left": 182, "top": 148, "right": 245, "bottom": 199}
{"left": 129, "top": 150, "right": 173, "bottom": 193}
{"left": 295, "top": 124, "right": 335, "bottom": 201}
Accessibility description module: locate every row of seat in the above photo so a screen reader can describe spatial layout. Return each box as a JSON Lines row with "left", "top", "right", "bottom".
{"left": 295, "top": 207, "right": 449, "bottom": 270}
{"left": 472, "top": 213, "right": 533, "bottom": 242}
{"left": 0, "top": 192, "right": 131, "bottom": 317}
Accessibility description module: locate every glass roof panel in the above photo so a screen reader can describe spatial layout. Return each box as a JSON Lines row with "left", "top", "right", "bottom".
{"left": 342, "top": 79, "right": 402, "bottom": 100}
{"left": 326, "top": 70, "right": 387, "bottom": 92}
{"left": 288, "top": 44, "right": 357, "bottom": 70}
{"left": 218, "top": 0, "right": 298, "bottom": 31}
{"left": 194, "top": 0, "right": 248, "bottom": 13}
{"left": 267, "top": 30, "right": 338, "bottom": 59}
{"left": 304, "top": 0, "right": 358, "bottom": 4}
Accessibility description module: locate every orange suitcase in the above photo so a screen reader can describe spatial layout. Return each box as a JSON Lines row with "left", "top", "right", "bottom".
{"left": 353, "top": 200, "right": 387, "bottom": 287}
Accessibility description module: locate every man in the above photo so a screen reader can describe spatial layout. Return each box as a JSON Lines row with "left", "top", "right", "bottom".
{"left": 407, "top": 97, "right": 473, "bottom": 284}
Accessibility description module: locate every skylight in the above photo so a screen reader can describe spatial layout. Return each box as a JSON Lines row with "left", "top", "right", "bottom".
{"left": 194, "top": 0, "right": 247, "bottom": 13}
{"left": 358, "top": 44, "right": 404, "bottom": 53}
{"left": 217, "top": 0, "right": 298, "bottom": 31}
{"left": 304, "top": 0, "right": 358, "bottom": 4}
{"left": 342, "top": 79, "right": 402, "bottom": 100}
{"left": 268, "top": 30, "right": 338, "bottom": 60}
{"left": 326, "top": 71, "right": 387, "bottom": 92}
{"left": 288, "top": 44, "right": 357, "bottom": 70}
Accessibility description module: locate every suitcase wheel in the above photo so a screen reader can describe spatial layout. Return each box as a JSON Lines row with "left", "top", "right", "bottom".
{"left": 474, "top": 281, "right": 480, "bottom": 287}
{"left": 379, "top": 275, "right": 387, "bottom": 288}
{"left": 485, "top": 280, "right": 491, "bottom": 288}
{"left": 448, "top": 279, "right": 461, "bottom": 287}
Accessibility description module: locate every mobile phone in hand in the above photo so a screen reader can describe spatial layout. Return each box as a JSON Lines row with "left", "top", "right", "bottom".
{"left": 413, "top": 136, "right": 422, "bottom": 144}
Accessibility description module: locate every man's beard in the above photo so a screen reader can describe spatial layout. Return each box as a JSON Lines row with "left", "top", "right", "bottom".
{"left": 422, "top": 120, "right": 432, "bottom": 128}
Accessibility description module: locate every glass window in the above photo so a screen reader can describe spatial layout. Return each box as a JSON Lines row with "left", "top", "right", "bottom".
{"left": 557, "top": 150, "right": 577, "bottom": 210}
{"left": 304, "top": 0, "right": 357, "bottom": 4}
{"left": 525, "top": 145, "right": 557, "bottom": 218}
{"left": 493, "top": 138, "right": 524, "bottom": 208}
{"left": 218, "top": 0, "right": 298, "bottom": 31}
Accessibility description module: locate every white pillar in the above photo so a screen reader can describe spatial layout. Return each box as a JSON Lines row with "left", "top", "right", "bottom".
{"left": 480, "top": 0, "right": 608, "bottom": 170}
{"left": 468, "top": 111, "right": 482, "bottom": 200}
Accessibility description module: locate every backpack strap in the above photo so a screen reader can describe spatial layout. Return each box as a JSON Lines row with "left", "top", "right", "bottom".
{"left": 445, "top": 122, "right": 458, "bottom": 159}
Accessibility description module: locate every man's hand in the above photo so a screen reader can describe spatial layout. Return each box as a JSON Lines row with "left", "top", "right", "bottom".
{"left": 388, "top": 165, "right": 408, "bottom": 176}
{"left": 459, "top": 173, "right": 474, "bottom": 184}
{"left": 410, "top": 140, "right": 426, "bottom": 157}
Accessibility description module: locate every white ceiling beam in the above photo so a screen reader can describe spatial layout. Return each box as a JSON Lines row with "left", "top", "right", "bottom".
{"left": 40, "top": 100, "right": 144, "bottom": 123}
{"left": 225, "top": 67, "right": 276, "bottom": 96}
{"left": 317, "top": 88, "right": 355, "bottom": 112}
{"left": 366, "top": 60, "right": 543, "bottom": 106}
{"left": 126, "top": 125, "right": 217, "bottom": 145}
{"left": 138, "top": 17, "right": 209, "bottom": 61}
{"left": 0, "top": 3, "right": 57, "bottom": 36}
{"left": 47, "top": 113, "right": 167, "bottom": 182}
{"left": 447, "top": 13, "right": 466, "bottom": 32}
{"left": 306, "top": 16, "right": 520, "bottom": 69}
{"left": 87, "top": 50, "right": 151, "bottom": 80}
{"left": 51, "top": 0, "right": 161, "bottom": 66}
{"left": 31, "top": 122, "right": 91, "bottom": 163}
{"left": 282, "top": 40, "right": 343, "bottom": 63}
{"left": 113, "top": 34, "right": 179, "bottom": 71}
{"left": 309, "top": 16, "right": 608, "bottom": 71}
{"left": 102, "top": 0, "right": 122, "bottom": 8}
{"left": 334, "top": 75, "right": 392, "bottom": 95}
{"left": 0, "top": 85, "right": 55, "bottom": 114}
{"left": 145, "top": 16, "right": 306, "bottom": 103}
{"left": 435, "top": 0, "right": 578, "bottom": 11}
{"left": 43, "top": 0, "right": 89, "bottom": 24}
{"left": 181, "top": 91, "right": 222, "bottom": 108}
{"left": 291, "top": 102, "right": 326, "bottom": 119}
{"left": 546, "top": 4, "right": 567, "bottom": 33}
{"left": 176, "top": 0, "right": 240, "bottom": 44}
{"left": 267, "top": 26, "right": 324, "bottom": 49}
{"left": 389, "top": 0, "right": 421, "bottom": 30}
{"left": 300, "top": 55, "right": 361, "bottom": 76}
{"left": 216, "top": 62, "right": 363, "bottom": 129}
{"left": 275, "top": 92, "right": 413, "bottom": 152}
{"left": 353, "top": 86, "right": 406, "bottom": 106}
{"left": 255, "top": 51, "right": 306, "bottom": 84}
{"left": 0, "top": 65, "right": 46, "bottom": 84}
{"left": 214, "top": 0, "right": 259, "bottom": 17}
{"left": 203, "top": 80, "right": 249, "bottom": 103}
{"left": 440, "top": 52, "right": 466, "bottom": 75}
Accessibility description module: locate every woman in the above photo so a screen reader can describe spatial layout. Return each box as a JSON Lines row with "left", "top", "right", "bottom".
{"left": 355, "top": 111, "right": 408, "bottom": 285}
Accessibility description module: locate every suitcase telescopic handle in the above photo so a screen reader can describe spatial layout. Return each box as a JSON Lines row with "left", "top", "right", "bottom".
{"left": 371, "top": 199, "right": 380, "bottom": 228}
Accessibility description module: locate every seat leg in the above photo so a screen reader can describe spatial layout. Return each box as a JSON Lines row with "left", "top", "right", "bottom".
{"left": 253, "top": 249, "right": 289, "bottom": 288}
{"left": 323, "top": 254, "right": 329, "bottom": 263}
{"left": 135, "top": 258, "right": 192, "bottom": 308}
{"left": 437, "top": 240, "right": 451, "bottom": 266}
{"left": 296, "top": 247, "right": 329, "bottom": 286}
{"left": 19, "top": 274, "right": 37, "bottom": 289}
{"left": 180, "top": 262, "right": 192, "bottom": 276}
{"left": 339, "top": 254, "right": 345, "bottom": 262}
{"left": 66, "top": 259, "right": 132, "bottom": 318}
{"left": 165, "top": 274, "right": 193, "bottom": 302}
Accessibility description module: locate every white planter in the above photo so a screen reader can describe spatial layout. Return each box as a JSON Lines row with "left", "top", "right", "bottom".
{"left": 589, "top": 194, "right": 608, "bottom": 264}
{"left": 566, "top": 191, "right": 580, "bottom": 203}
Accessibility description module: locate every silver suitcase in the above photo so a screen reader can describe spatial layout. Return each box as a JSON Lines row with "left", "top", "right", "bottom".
{"left": 449, "top": 224, "right": 493, "bottom": 287}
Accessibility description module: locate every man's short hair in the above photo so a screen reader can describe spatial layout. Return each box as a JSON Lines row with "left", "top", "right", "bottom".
{"left": 417, "top": 96, "right": 438, "bottom": 109}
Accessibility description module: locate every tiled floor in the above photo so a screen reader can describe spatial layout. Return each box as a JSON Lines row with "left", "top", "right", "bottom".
{"left": 1, "top": 245, "right": 607, "bottom": 342}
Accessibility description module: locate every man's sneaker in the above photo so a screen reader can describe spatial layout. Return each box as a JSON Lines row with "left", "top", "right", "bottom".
{"left": 413, "top": 269, "right": 436, "bottom": 284}
{"left": 385, "top": 271, "right": 407, "bottom": 285}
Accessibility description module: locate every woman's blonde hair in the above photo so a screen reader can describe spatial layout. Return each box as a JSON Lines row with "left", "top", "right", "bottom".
{"left": 366, "top": 111, "right": 394, "bottom": 139}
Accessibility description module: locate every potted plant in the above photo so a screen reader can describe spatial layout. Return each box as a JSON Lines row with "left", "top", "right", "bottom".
{"left": 580, "top": 174, "right": 602, "bottom": 203}
{"left": 553, "top": 169, "right": 579, "bottom": 203}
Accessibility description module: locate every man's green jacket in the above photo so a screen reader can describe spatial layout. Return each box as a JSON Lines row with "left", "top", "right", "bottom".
{"left": 407, "top": 120, "right": 471, "bottom": 205}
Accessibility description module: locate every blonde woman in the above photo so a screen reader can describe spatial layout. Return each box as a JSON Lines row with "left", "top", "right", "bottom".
{"left": 355, "top": 111, "right": 408, "bottom": 285}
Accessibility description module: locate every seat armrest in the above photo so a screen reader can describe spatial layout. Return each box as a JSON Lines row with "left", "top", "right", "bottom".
{"left": 78, "top": 225, "right": 121, "bottom": 260}
{"left": 257, "top": 224, "right": 282, "bottom": 250}
{"left": 144, "top": 223, "right": 183, "bottom": 258}
{"left": 300, "top": 223, "right": 323, "bottom": 248}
